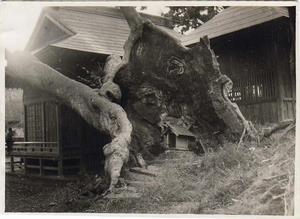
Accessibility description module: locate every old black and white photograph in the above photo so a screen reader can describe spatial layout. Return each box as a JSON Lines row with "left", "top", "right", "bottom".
{"left": 2, "top": 2, "right": 297, "bottom": 216}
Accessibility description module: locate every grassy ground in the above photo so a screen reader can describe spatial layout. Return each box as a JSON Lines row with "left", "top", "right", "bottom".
{"left": 89, "top": 129, "right": 295, "bottom": 215}
{"left": 5, "top": 128, "right": 295, "bottom": 214}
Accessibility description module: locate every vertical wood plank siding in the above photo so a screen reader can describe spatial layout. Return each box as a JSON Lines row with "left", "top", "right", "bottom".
{"left": 211, "top": 19, "right": 294, "bottom": 124}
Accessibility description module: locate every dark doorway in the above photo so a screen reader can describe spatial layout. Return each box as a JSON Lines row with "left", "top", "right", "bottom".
{"left": 168, "top": 133, "right": 176, "bottom": 148}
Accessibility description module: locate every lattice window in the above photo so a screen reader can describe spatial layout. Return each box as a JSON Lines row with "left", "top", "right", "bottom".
{"left": 228, "top": 71, "right": 276, "bottom": 104}
{"left": 25, "top": 103, "right": 43, "bottom": 141}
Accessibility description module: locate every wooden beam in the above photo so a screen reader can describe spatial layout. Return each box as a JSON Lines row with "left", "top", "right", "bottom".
{"left": 56, "top": 104, "right": 63, "bottom": 176}
{"left": 42, "top": 102, "right": 46, "bottom": 143}
{"left": 24, "top": 158, "right": 27, "bottom": 174}
{"left": 23, "top": 104, "right": 27, "bottom": 142}
{"left": 283, "top": 97, "right": 296, "bottom": 102}
{"left": 22, "top": 104, "right": 29, "bottom": 175}
{"left": 273, "top": 37, "right": 284, "bottom": 122}
{"left": 39, "top": 158, "right": 43, "bottom": 176}
{"left": 10, "top": 156, "right": 14, "bottom": 172}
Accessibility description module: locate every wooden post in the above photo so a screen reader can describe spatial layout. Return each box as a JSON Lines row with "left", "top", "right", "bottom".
{"left": 42, "top": 102, "right": 46, "bottom": 141}
{"left": 288, "top": 8, "right": 296, "bottom": 119}
{"left": 273, "top": 36, "right": 284, "bottom": 123}
{"left": 23, "top": 104, "right": 27, "bottom": 174}
{"left": 79, "top": 120, "right": 84, "bottom": 174}
{"left": 39, "top": 158, "right": 43, "bottom": 176}
{"left": 24, "top": 157, "right": 27, "bottom": 174}
{"left": 41, "top": 102, "right": 46, "bottom": 175}
{"left": 10, "top": 156, "right": 14, "bottom": 172}
{"left": 23, "top": 104, "right": 27, "bottom": 142}
{"left": 288, "top": 8, "right": 296, "bottom": 98}
{"left": 56, "top": 104, "right": 63, "bottom": 177}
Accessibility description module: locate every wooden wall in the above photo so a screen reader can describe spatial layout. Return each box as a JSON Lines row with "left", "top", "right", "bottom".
{"left": 211, "top": 18, "right": 294, "bottom": 124}
{"left": 239, "top": 102, "right": 278, "bottom": 124}
{"left": 272, "top": 24, "right": 296, "bottom": 122}
{"left": 176, "top": 136, "right": 189, "bottom": 150}
{"left": 23, "top": 88, "right": 109, "bottom": 175}
{"left": 59, "top": 104, "right": 109, "bottom": 174}
{"left": 23, "top": 88, "right": 58, "bottom": 143}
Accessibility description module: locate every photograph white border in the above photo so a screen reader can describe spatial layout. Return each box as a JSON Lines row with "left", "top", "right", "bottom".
{"left": 0, "top": 1, "right": 299, "bottom": 219}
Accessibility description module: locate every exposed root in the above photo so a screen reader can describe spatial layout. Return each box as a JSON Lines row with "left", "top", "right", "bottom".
{"left": 279, "top": 122, "right": 295, "bottom": 139}
{"left": 236, "top": 127, "right": 246, "bottom": 150}
{"left": 263, "top": 120, "right": 294, "bottom": 138}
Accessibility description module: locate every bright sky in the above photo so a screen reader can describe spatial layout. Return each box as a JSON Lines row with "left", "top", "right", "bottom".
{"left": 0, "top": 4, "right": 43, "bottom": 51}
{"left": 0, "top": 5, "right": 168, "bottom": 52}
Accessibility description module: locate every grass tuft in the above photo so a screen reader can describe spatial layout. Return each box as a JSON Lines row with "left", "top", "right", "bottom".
{"left": 89, "top": 129, "right": 295, "bottom": 215}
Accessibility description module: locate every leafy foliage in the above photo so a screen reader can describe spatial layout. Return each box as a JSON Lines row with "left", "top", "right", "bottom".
{"left": 75, "top": 61, "right": 104, "bottom": 89}
{"left": 163, "top": 7, "right": 225, "bottom": 33}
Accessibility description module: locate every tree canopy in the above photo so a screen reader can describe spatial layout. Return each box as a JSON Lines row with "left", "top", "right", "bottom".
{"left": 162, "top": 7, "right": 225, "bottom": 34}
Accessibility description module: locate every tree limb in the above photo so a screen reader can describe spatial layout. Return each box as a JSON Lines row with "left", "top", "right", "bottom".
{"left": 98, "top": 55, "right": 122, "bottom": 102}
{"left": 6, "top": 50, "right": 132, "bottom": 193}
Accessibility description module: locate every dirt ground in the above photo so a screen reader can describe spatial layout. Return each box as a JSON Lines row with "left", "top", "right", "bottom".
{"left": 5, "top": 174, "right": 93, "bottom": 212}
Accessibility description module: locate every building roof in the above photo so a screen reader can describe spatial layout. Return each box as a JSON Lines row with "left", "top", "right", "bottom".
{"left": 182, "top": 7, "right": 289, "bottom": 46}
{"left": 166, "top": 122, "right": 196, "bottom": 138}
{"left": 26, "top": 7, "right": 182, "bottom": 56}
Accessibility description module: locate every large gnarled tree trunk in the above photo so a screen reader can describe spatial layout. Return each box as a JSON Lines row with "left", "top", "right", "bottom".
{"left": 5, "top": 7, "right": 258, "bottom": 194}
{"left": 117, "top": 7, "right": 257, "bottom": 143}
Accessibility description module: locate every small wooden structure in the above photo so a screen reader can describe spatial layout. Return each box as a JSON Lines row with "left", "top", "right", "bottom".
{"left": 163, "top": 123, "right": 196, "bottom": 150}
{"left": 183, "top": 7, "right": 295, "bottom": 124}
{"left": 7, "top": 7, "right": 178, "bottom": 177}
{"left": 9, "top": 88, "right": 110, "bottom": 176}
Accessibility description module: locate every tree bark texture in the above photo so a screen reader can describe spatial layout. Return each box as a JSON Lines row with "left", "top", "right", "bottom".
{"left": 98, "top": 54, "right": 122, "bottom": 103}
{"left": 117, "top": 7, "right": 258, "bottom": 144}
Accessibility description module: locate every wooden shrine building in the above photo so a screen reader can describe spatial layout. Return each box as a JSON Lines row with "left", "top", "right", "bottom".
{"left": 162, "top": 122, "right": 196, "bottom": 150}
{"left": 7, "top": 7, "right": 179, "bottom": 177}
{"left": 183, "top": 7, "right": 296, "bottom": 124}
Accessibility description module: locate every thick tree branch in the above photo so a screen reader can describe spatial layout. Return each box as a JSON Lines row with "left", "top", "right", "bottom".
{"left": 98, "top": 55, "right": 122, "bottom": 102}
{"left": 120, "top": 7, "right": 143, "bottom": 31}
{"left": 6, "top": 51, "right": 132, "bottom": 193}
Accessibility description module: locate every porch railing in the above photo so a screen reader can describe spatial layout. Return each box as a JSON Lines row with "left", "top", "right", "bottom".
{"left": 10, "top": 142, "right": 59, "bottom": 157}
